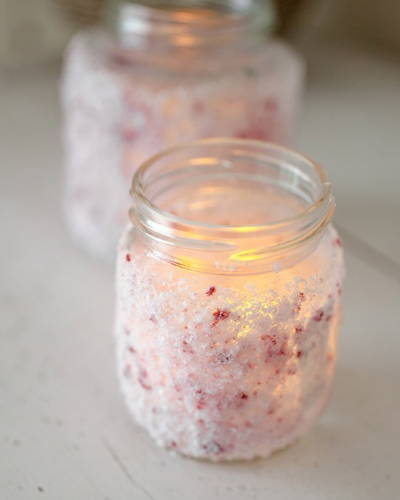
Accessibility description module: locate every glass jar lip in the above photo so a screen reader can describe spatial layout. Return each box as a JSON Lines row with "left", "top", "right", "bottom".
{"left": 131, "top": 137, "right": 332, "bottom": 234}
{"left": 106, "top": 0, "right": 275, "bottom": 49}
{"left": 130, "top": 138, "right": 335, "bottom": 274}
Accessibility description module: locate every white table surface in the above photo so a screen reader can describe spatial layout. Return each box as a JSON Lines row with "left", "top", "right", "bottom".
{"left": 1, "top": 40, "right": 399, "bottom": 500}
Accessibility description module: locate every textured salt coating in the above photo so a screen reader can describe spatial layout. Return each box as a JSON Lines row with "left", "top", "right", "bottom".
{"left": 115, "top": 227, "right": 344, "bottom": 461}
{"left": 61, "top": 29, "right": 303, "bottom": 258}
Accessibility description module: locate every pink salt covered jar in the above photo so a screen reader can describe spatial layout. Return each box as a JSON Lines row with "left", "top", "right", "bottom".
{"left": 61, "top": 0, "right": 303, "bottom": 258}
{"left": 114, "top": 139, "right": 345, "bottom": 461}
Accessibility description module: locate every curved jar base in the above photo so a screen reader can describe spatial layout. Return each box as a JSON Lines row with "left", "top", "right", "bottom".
{"left": 118, "top": 367, "right": 334, "bottom": 462}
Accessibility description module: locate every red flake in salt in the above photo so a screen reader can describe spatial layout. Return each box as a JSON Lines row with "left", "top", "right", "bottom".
{"left": 193, "top": 101, "right": 205, "bottom": 114}
{"left": 264, "top": 98, "right": 278, "bottom": 112}
{"left": 215, "top": 442, "right": 225, "bottom": 453}
{"left": 115, "top": 54, "right": 131, "bottom": 66}
{"left": 295, "top": 326, "right": 303, "bottom": 333}
{"left": 121, "top": 127, "right": 138, "bottom": 143}
{"left": 275, "top": 369, "right": 280, "bottom": 375}
{"left": 196, "top": 389, "right": 208, "bottom": 409}
{"left": 294, "top": 292, "right": 306, "bottom": 313}
{"left": 267, "top": 409, "right": 275, "bottom": 415}
{"left": 239, "top": 392, "right": 249, "bottom": 400}
{"left": 261, "top": 334, "right": 277, "bottom": 345}
{"left": 313, "top": 310, "right": 324, "bottom": 322}
{"left": 211, "top": 309, "right": 230, "bottom": 327}
{"left": 125, "top": 253, "right": 131, "bottom": 262}
{"left": 182, "top": 339, "right": 194, "bottom": 354}
{"left": 169, "top": 441, "right": 177, "bottom": 448}
{"left": 235, "top": 126, "right": 267, "bottom": 141}
{"left": 296, "top": 350, "right": 303, "bottom": 358}
{"left": 214, "top": 442, "right": 225, "bottom": 454}
{"left": 206, "top": 286, "right": 216, "bottom": 296}
{"left": 216, "top": 352, "right": 233, "bottom": 364}
{"left": 128, "top": 346, "right": 136, "bottom": 354}
{"left": 138, "top": 368, "right": 152, "bottom": 391}
{"left": 202, "top": 441, "right": 225, "bottom": 454}
{"left": 333, "top": 237, "right": 343, "bottom": 247}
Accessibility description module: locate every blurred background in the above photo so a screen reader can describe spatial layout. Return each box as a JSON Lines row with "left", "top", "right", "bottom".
{"left": 2, "top": 0, "right": 400, "bottom": 67}
{"left": 1, "top": 0, "right": 399, "bottom": 259}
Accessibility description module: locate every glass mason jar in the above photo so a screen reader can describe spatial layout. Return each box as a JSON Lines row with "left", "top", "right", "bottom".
{"left": 114, "top": 139, "right": 345, "bottom": 461}
{"left": 61, "top": 0, "right": 303, "bottom": 258}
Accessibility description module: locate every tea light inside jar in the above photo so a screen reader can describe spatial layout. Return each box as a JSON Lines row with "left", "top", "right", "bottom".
{"left": 115, "top": 142, "right": 344, "bottom": 461}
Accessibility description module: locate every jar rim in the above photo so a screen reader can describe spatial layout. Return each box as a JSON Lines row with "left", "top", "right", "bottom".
{"left": 132, "top": 137, "right": 332, "bottom": 229}
{"left": 105, "top": 0, "right": 275, "bottom": 50}
{"left": 130, "top": 138, "right": 335, "bottom": 274}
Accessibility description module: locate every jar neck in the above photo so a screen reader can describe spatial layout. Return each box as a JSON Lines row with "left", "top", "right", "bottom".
{"left": 104, "top": 0, "right": 274, "bottom": 67}
{"left": 130, "top": 139, "right": 335, "bottom": 276}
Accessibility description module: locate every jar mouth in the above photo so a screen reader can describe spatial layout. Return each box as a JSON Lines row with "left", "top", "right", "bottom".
{"left": 130, "top": 138, "right": 335, "bottom": 274}
{"left": 106, "top": 0, "right": 274, "bottom": 50}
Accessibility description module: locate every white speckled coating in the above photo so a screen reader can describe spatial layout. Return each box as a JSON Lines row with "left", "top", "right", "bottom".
{"left": 61, "top": 29, "right": 303, "bottom": 258}
{"left": 114, "top": 224, "right": 344, "bottom": 461}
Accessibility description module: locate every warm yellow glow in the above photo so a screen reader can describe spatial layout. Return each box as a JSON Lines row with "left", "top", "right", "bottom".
{"left": 230, "top": 248, "right": 264, "bottom": 262}
{"left": 233, "top": 298, "right": 254, "bottom": 339}
{"left": 272, "top": 372, "right": 300, "bottom": 399}
{"left": 176, "top": 255, "right": 204, "bottom": 271}
{"left": 236, "top": 323, "right": 251, "bottom": 339}
{"left": 232, "top": 226, "right": 261, "bottom": 234}
{"left": 188, "top": 157, "right": 220, "bottom": 166}
{"left": 188, "top": 199, "right": 217, "bottom": 211}
{"left": 173, "top": 34, "right": 197, "bottom": 47}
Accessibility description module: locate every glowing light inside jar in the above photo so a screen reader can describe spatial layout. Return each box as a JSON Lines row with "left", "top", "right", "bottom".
{"left": 115, "top": 161, "right": 344, "bottom": 461}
